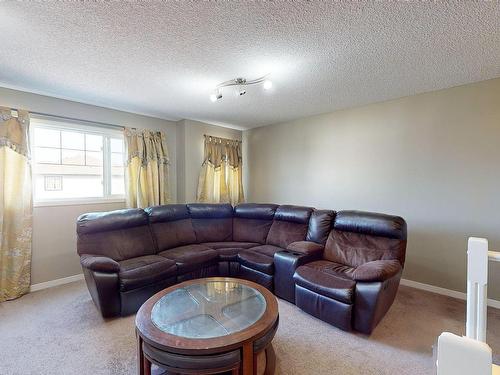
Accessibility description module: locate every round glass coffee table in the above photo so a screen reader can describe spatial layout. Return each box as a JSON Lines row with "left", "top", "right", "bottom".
{"left": 136, "top": 277, "right": 279, "bottom": 375}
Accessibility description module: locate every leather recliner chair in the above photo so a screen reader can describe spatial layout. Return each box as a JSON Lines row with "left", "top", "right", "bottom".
{"left": 293, "top": 210, "right": 407, "bottom": 334}
{"left": 76, "top": 203, "right": 406, "bottom": 334}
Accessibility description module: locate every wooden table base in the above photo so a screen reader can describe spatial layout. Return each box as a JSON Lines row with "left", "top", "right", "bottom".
{"left": 137, "top": 339, "right": 276, "bottom": 375}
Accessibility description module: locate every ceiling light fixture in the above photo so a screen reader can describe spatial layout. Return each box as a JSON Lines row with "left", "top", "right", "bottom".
{"left": 209, "top": 75, "right": 272, "bottom": 102}
{"left": 263, "top": 80, "right": 273, "bottom": 90}
{"left": 210, "top": 88, "right": 222, "bottom": 102}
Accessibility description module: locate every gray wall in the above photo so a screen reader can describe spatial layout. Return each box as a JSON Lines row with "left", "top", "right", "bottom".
{"left": 243, "top": 78, "right": 500, "bottom": 299}
{"left": 0, "top": 87, "right": 178, "bottom": 284}
{"left": 1, "top": 87, "right": 242, "bottom": 285}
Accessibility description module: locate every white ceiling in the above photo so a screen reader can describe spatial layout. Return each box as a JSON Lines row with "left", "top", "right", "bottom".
{"left": 0, "top": 2, "right": 499, "bottom": 130}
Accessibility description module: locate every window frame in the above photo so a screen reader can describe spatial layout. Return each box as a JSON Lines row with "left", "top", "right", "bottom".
{"left": 30, "top": 116, "right": 126, "bottom": 207}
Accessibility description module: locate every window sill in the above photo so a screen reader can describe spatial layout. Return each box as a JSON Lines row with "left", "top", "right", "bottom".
{"left": 34, "top": 198, "right": 126, "bottom": 208}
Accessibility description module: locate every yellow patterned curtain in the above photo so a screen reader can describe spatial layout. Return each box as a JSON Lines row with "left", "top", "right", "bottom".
{"left": 196, "top": 135, "right": 244, "bottom": 205}
{"left": 124, "top": 128, "right": 171, "bottom": 208}
{"left": 0, "top": 107, "right": 32, "bottom": 302}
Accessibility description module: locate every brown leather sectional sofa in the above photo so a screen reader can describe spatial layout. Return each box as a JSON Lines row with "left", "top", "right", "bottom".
{"left": 76, "top": 203, "right": 407, "bottom": 334}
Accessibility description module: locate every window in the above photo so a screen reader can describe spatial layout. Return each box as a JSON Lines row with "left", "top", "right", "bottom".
{"left": 31, "top": 116, "right": 125, "bottom": 205}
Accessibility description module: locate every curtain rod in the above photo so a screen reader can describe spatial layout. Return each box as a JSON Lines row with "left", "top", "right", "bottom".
{"left": 204, "top": 134, "right": 241, "bottom": 143}
{"left": 9, "top": 108, "right": 127, "bottom": 130}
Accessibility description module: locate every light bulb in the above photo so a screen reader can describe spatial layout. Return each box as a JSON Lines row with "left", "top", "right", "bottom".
{"left": 210, "top": 90, "right": 222, "bottom": 102}
{"left": 263, "top": 80, "right": 273, "bottom": 90}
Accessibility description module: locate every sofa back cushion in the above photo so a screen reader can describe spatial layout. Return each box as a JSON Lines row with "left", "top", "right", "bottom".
{"left": 233, "top": 203, "right": 279, "bottom": 244}
{"left": 324, "top": 210, "right": 407, "bottom": 268}
{"left": 187, "top": 203, "right": 233, "bottom": 243}
{"left": 266, "top": 205, "right": 313, "bottom": 248}
{"left": 76, "top": 209, "right": 155, "bottom": 261}
{"left": 306, "top": 209, "right": 336, "bottom": 245}
{"left": 145, "top": 204, "right": 197, "bottom": 251}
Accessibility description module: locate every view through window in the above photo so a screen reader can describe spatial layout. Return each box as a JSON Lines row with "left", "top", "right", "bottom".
{"left": 31, "top": 116, "right": 125, "bottom": 202}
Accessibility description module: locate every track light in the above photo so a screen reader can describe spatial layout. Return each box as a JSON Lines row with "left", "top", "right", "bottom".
{"left": 209, "top": 75, "right": 272, "bottom": 102}
{"left": 210, "top": 89, "right": 222, "bottom": 102}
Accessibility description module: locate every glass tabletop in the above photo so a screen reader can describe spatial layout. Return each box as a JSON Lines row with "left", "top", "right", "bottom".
{"left": 151, "top": 280, "right": 267, "bottom": 339}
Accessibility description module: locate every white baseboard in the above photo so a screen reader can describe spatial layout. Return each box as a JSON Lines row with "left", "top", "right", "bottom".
{"left": 30, "top": 274, "right": 84, "bottom": 292}
{"left": 401, "top": 278, "right": 500, "bottom": 309}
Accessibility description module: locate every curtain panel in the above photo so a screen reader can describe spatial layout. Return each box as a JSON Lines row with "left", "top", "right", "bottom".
{"left": 125, "top": 128, "right": 171, "bottom": 208}
{"left": 0, "top": 107, "right": 32, "bottom": 302}
{"left": 197, "top": 135, "right": 244, "bottom": 205}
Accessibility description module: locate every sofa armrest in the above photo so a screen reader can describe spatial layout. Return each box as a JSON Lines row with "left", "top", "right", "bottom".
{"left": 274, "top": 248, "right": 323, "bottom": 303}
{"left": 82, "top": 268, "right": 121, "bottom": 318}
{"left": 353, "top": 270, "right": 402, "bottom": 334}
{"left": 80, "top": 254, "right": 120, "bottom": 273}
{"left": 353, "top": 260, "right": 402, "bottom": 282}
{"left": 287, "top": 241, "right": 324, "bottom": 255}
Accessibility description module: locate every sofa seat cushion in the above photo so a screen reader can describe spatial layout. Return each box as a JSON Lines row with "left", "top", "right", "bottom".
{"left": 201, "top": 241, "right": 259, "bottom": 250}
{"left": 238, "top": 251, "right": 274, "bottom": 275}
{"left": 216, "top": 247, "right": 247, "bottom": 261}
{"left": 248, "top": 244, "right": 284, "bottom": 257}
{"left": 352, "top": 259, "right": 402, "bottom": 282}
{"left": 119, "top": 255, "right": 177, "bottom": 292}
{"left": 159, "top": 245, "right": 218, "bottom": 273}
{"left": 304, "top": 260, "right": 356, "bottom": 279}
{"left": 294, "top": 261, "right": 356, "bottom": 304}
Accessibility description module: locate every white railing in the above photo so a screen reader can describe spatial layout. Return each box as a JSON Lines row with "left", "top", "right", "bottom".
{"left": 437, "top": 237, "right": 500, "bottom": 375}
{"left": 466, "top": 237, "right": 500, "bottom": 342}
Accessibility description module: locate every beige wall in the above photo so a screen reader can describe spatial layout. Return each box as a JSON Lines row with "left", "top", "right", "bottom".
{"left": 32, "top": 202, "right": 124, "bottom": 284}
{"left": 0, "top": 87, "right": 178, "bottom": 284}
{"left": 243, "top": 78, "right": 500, "bottom": 299}
{"left": 176, "top": 119, "right": 242, "bottom": 203}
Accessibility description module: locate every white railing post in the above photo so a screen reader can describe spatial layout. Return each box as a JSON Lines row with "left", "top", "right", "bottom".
{"left": 466, "top": 237, "right": 489, "bottom": 342}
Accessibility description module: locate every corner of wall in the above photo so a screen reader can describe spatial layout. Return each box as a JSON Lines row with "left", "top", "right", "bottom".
{"left": 175, "top": 120, "right": 187, "bottom": 203}
{"left": 242, "top": 130, "right": 251, "bottom": 202}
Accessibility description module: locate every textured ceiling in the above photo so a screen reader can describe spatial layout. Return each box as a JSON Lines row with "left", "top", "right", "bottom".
{"left": 0, "top": 2, "right": 499, "bottom": 129}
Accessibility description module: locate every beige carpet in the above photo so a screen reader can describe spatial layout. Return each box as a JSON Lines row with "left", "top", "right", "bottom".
{"left": 1, "top": 280, "right": 499, "bottom": 375}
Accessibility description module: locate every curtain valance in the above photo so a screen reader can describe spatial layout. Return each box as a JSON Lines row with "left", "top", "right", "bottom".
{"left": 125, "top": 128, "right": 171, "bottom": 208}
{"left": 197, "top": 134, "right": 244, "bottom": 205}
